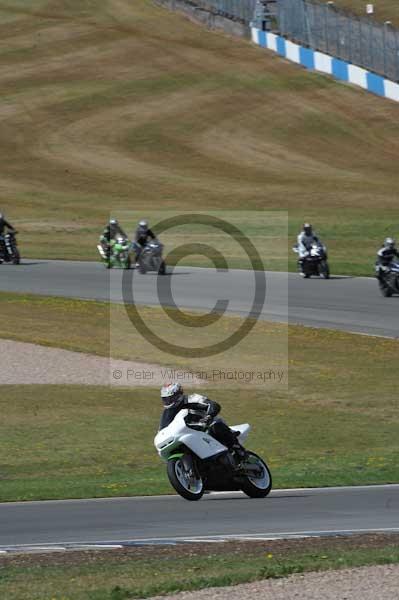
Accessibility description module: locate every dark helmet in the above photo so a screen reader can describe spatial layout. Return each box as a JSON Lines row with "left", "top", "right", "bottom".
{"left": 109, "top": 218, "right": 118, "bottom": 226}
{"left": 161, "top": 382, "right": 184, "bottom": 408}
{"left": 303, "top": 222, "right": 313, "bottom": 236}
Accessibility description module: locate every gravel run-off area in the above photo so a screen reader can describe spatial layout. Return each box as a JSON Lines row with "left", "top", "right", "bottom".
{"left": 0, "top": 339, "right": 202, "bottom": 387}
{"left": 146, "top": 563, "right": 399, "bottom": 600}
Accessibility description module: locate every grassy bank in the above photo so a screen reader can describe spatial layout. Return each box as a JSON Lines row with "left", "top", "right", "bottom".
{"left": 1, "top": 536, "right": 399, "bottom": 599}
{"left": 335, "top": 0, "right": 399, "bottom": 26}
{"left": 0, "top": 1, "right": 398, "bottom": 273}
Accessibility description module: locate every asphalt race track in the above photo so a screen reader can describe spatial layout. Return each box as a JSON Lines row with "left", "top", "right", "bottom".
{"left": 1, "top": 260, "right": 398, "bottom": 337}
{"left": 1, "top": 485, "right": 399, "bottom": 549}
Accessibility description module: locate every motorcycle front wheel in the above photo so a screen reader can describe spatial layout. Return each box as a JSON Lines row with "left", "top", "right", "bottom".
{"left": 379, "top": 279, "right": 392, "bottom": 297}
{"left": 124, "top": 256, "right": 131, "bottom": 270}
{"left": 167, "top": 457, "right": 204, "bottom": 501}
{"left": 12, "top": 250, "right": 20, "bottom": 265}
{"left": 240, "top": 452, "right": 272, "bottom": 499}
{"left": 158, "top": 260, "right": 166, "bottom": 275}
{"left": 320, "top": 260, "right": 330, "bottom": 279}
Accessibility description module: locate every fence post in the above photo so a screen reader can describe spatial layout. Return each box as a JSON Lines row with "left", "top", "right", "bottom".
{"left": 347, "top": 16, "right": 352, "bottom": 64}
{"left": 369, "top": 19, "right": 373, "bottom": 71}
{"left": 383, "top": 21, "right": 388, "bottom": 76}
{"left": 335, "top": 8, "right": 340, "bottom": 56}
{"left": 303, "top": 1, "right": 313, "bottom": 46}
{"left": 396, "top": 29, "right": 399, "bottom": 81}
{"left": 325, "top": 3, "right": 329, "bottom": 54}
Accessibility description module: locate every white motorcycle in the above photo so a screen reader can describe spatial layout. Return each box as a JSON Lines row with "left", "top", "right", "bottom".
{"left": 293, "top": 241, "right": 330, "bottom": 279}
{"left": 154, "top": 405, "right": 272, "bottom": 501}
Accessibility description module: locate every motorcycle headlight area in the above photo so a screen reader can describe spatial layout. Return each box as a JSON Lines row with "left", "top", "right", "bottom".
{"left": 158, "top": 437, "right": 176, "bottom": 451}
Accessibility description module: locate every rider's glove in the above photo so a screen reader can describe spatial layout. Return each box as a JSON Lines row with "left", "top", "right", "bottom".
{"left": 199, "top": 415, "right": 212, "bottom": 428}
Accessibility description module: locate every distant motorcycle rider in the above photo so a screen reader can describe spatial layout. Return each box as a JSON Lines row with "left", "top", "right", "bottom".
{"left": 0, "top": 213, "right": 16, "bottom": 263}
{"left": 0, "top": 213, "right": 14, "bottom": 236}
{"left": 297, "top": 222, "right": 321, "bottom": 274}
{"left": 376, "top": 237, "right": 399, "bottom": 280}
{"left": 99, "top": 218, "right": 127, "bottom": 259}
{"left": 133, "top": 220, "right": 156, "bottom": 266}
{"left": 159, "top": 383, "right": 246, "bottom": 462}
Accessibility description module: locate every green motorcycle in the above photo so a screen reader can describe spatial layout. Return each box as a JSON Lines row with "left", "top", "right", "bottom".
{"left": 97, "top": 236, "right": 131, "bottom": 269}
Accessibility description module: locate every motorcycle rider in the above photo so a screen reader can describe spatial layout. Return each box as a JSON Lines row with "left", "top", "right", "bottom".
{"left": 133, "top": 219, "right": 156, "bottom": 266}
{"left": 159, "top": 383, "right": 246, "bottom": 462}
{"left": 99, "top": 218, "right": 127, "bottom": 259}
{"left": 297, "top": 222, "right": 321, "bottom": 275}
{"left": 0, "top": 213, "right": 16, "bottom": 263}
{"left": 376, "top": 237, "right": 399, "bottom": 280}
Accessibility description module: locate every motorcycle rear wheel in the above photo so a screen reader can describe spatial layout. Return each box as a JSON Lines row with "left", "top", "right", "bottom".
{"left": 167, "top": 457, "right": 204, "bottom": 501}
{"left": 240, "top": 452, "right": 272, "bottom": 499}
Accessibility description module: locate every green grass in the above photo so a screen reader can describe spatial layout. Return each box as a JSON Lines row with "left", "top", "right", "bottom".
{"left": 0, "top": 1, "right": 398, "bottom": 273}
{"left": 0, "top": 291, "right": 289, "bottom": 381}
{"left": 0, "top": 283, "right": 396, "bottom": 496}
{"left": 334, "top": 0, "right": 399, "bottom": 26}
{"left": 1, "top": 541, "right": 399, "bottom": 599}
{"left": 0, "top": 293, "right": 398, "bottom": 500}
{"left": 1, "top": 383, "right": 399, "bottom": 501}
{"left": 0, "top": 292, "right": 110, "bottom": 356}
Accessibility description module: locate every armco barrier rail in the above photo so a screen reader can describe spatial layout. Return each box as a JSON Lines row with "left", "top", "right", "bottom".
{"left": 276, "top": 0, "right": 399, "bottom": 82}
{"left": 251, "top": 27, "right": 399, "bottom": 102}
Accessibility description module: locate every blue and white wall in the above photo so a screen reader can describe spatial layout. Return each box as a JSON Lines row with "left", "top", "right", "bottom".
{"left": 251, "top": 28, "right": 399, "bottom": 104}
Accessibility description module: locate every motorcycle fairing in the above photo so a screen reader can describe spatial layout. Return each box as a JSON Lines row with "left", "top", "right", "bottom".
{"left": 232, "top": 423, "right": 251, "bottom": 444}
{"left": 155, "top": 409, "right": 231, "bottom": 460}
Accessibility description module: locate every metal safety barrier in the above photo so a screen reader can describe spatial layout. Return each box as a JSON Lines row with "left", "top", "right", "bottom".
{"left": 276, "top": 0, "right": 399, "bottom": 81}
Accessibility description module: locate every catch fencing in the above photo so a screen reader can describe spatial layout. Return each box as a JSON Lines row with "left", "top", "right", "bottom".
{"left": 187, "top": 0, "right": 257, "bottom": 23}
{"left": 184, "top": 0, "right": 399, "bottom": 82}
{"left": 276, "top": 0, "right": 399, "bottom": 82}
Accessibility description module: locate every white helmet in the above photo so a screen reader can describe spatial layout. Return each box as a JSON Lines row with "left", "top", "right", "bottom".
{"left": 384, "top": 237, "right": 396, "bottom": 249}
{"left": 303, "top": 222, "right": 313, "bottom": 236}
{"left": 161, "top": 382, "right": 184, "bottom": 408}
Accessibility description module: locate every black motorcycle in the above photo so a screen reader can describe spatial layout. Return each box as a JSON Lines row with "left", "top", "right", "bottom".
{"left": 0, "top": 231, "right": 20, "bottom": 265}
{"left": 376, "top": 261, "right": 399, "bottom": 297}
{"left": 138, "top": 240, "right": 166, "bottom": 275}
{"left": 293, "top": 242, "right": 330, "bottom": 279}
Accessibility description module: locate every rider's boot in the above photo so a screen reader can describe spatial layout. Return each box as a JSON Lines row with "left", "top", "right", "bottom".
{"left": 231, "top": 442, "right": 247, "bottom": 467}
